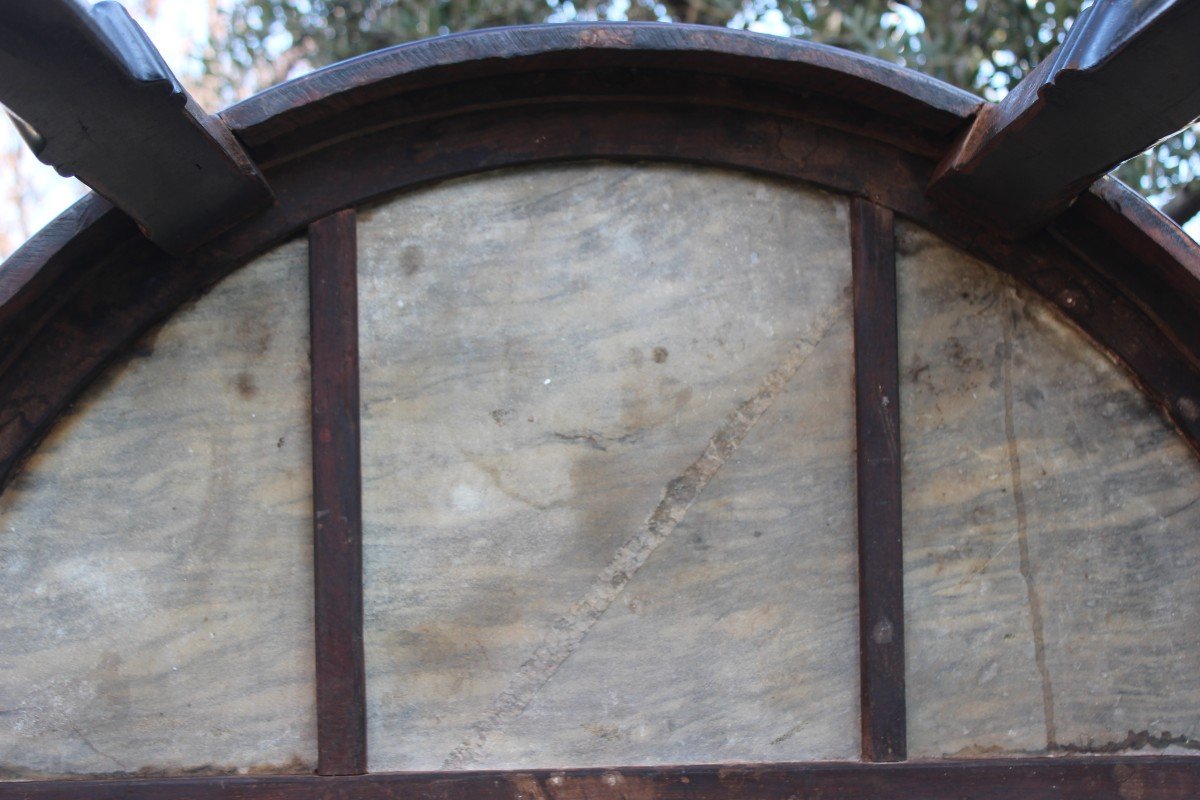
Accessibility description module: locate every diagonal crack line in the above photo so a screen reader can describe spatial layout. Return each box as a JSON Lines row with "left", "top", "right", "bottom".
{"left": 71, "top": 727, "right": 129, "bottom": 771}
{"left": 442, "top": 297, "right": 846, "bottom": 769}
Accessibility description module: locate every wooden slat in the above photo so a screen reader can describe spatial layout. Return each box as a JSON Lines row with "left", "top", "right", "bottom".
{"left": 4, "top": 758, "right": 1200, "bottom": 799}
{"left": 0, "top": 0, "right": 271, "bottom": 254}
{"left": 929, "top": 0, "right": 1200, "bottom": 234}
{"left": 851, "top": 198, "right": 905, "bottom": 762}
{"left": 308, "top": 209, "right": 367, "bottom": 775}
{"left": 220, "top": 24, "right": 981, "bottom": 148}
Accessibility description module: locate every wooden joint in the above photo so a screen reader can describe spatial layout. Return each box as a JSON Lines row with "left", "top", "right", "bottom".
{"left": 0, "top": 0, "right": 273, "bottom": 255}
{"left": 928, "top": 0, "right": 1200, "bottom": 235}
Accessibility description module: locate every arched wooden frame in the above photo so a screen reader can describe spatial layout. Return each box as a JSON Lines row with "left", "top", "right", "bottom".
{"left": 1, "top": 23, "right": 1199, "bottom": 799}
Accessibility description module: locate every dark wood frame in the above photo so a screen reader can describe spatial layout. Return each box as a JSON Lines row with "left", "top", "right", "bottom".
{"left": 850, "top": 199, "right": 904, "bottom": 764}
{"left": 0, "top": 0, "right": 272, "bottom": 254}
{"left": 308, "top": 210, "right": 368, "bottom": 776}
{"left": 7, "top": 759, "right": 1200, "bottom": 799}
{"left": 1, "top": 22, "right": 1199, "bottom": 799}
{"left": 928, "top": 0, "right": 1200, "bottom": 233}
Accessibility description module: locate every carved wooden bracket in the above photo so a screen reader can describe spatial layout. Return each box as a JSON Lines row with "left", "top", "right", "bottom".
{"left": 0, "top": 0, "right": 272, "bottom": 255}
{"left": 929, "top": 0, "right": 1200, "bottom": 235}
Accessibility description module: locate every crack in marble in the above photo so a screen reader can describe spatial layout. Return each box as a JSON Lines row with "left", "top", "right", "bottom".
{"left": 769, "top": 723, "right": 806, "bottom": 746}
{"left": 71, "top": 727, "right": 129, "bottom": 771}
{"left": 440, "top": 298, "right": 846, "bottom": 769}
{"left": 1001, "top": 300, "right": 1057, "bottom": 750}
{"left": 552, "top": 429, "right": 644, "bottom": 452}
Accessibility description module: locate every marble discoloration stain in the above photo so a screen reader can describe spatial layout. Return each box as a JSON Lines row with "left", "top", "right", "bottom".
{"left": 359, "top": 162, "right": 857, "bottom": 769}
{"left": 0, "top": 754, "right": 313, "bottom": 782}
{"left": 900, "top": 221, "right": 1200, "bottom": 758}
{"left": 1000, "top": 312, "right": 1057, "bottom": 750}
{"left": 1054, "top": 729, "right": 1200, "bottom": 754}
{"left": 0, "top": 239, "right": 316, "bottom": 778}
{"left": 444, "top": 300, "right": 844, "bottom": 769}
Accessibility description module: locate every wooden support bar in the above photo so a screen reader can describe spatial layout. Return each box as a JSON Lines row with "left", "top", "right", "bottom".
{"left": 851, "top": 198, "right": 905, "bottom": 762}
{"left": 309, "top": 209, "right": 367, "bottom": 776}
{"left": 0, "top": 0, "right": 271, "bottom": 254}
{"left": 929, "top": 0, "right": 1200, "bottom": 234}
{"left": 4, "top": 758, "right": 1200, "bottom": 799}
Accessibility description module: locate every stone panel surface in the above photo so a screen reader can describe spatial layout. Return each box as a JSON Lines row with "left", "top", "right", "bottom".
{"left": 359, "top": 163, "right": 858, "bottom": 770}
{"left": 899, "top": 221, "right": 1200, "bottom": 758}
{"left": 0, "top": 239, "right": 315, "bottom": 778}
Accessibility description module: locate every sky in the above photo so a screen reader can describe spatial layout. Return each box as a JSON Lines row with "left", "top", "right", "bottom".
{"left": 0, "top": 0, "right": 1196, "bottom": 261}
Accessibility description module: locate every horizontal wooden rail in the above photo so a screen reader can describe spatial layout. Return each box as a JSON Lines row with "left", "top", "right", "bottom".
{"left": 2, "top": 758, "right": 1199, "bottom": 799}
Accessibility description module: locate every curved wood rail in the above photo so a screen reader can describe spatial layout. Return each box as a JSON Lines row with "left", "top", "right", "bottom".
{"left": 220, "top": 23, "right": 981, "bottom": 147}
{"left": 1, "top": 23, "right": 1199, "bottom": 796}
{"left": 0, "top": 66, "right": 1196, "bottom": 492}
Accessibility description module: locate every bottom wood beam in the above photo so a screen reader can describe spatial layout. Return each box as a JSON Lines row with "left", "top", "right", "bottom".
{"left": 3, "top": 758, "right": 1198, "bottom": 799}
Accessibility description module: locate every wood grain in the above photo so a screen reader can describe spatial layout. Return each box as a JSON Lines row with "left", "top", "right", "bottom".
{"left": 0, "top": 24, "right": 1196, "bottom": 798}
{"left": 220, "top": 23, "right": 980, "bottom": 148}
{"left": 308, "top": 210, "right": 366, "bottom": 776}
{"left": 2, "top": 96, "right": 1198, "bottom": 505}
{"left": 851, "top": 199, "right": 904, "bottom": 762}
{"left": 0, "top": 1, "right": 271, "bottom": 254}
{"left": 929, "top": 0, "right": 1200, "bottom": 233}
{"left": 3, "top": 758, "right": 1200, "bottom": 799}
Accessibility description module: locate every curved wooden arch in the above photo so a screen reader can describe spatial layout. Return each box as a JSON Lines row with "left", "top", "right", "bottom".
{"left": 2, "top": 24, "right": 1200, "bottom": 796}
{"left": 1, "top": 24, "right": 1197, "bottom": 495}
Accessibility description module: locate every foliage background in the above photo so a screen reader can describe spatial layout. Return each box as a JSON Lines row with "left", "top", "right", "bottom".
{"left": 1, "top": 0, "right": 1197, "bottom": 260}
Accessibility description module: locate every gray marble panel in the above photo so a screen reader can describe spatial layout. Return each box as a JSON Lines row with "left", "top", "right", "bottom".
{"left": 359, "top": 163, "right": 858, "bottom": 770}
{"left": 0, "top": 239, "right": 316, "bottom": 778}
{"left": 899, "top": 221, "right": 1200, "bottom": 758}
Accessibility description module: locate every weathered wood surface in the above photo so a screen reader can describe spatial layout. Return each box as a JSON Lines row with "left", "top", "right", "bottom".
{"left": 222, "top": 23, "right": 980, "bottom": 153}
{"left": 929, "top": 0, "right": 1200, "bottom": 233}
{"left": 0, "top": 0, "right": 271, "bottom": 254}
{"left": 0, "top": 20, "right": 1192, "bottom": 795}
{"left": 0, "top": 241, "right": 315, "bottom": 779}
{"left": 4, "top": 758, "right": 1200, "bottom": 800}
{"left": 308, "top": 211, "right": 367, "bottom": 775}
{"left": 850, "top": 200, "right": 905, "bottom": 762}
{"left": 3, "top": 94, "right": 1199, "bottom": 504}
{"left": 899, "top": 221, "right": 1200, "bottom": 757}
{"left": 357, "top": 164, "right": 858, "bottom": 769}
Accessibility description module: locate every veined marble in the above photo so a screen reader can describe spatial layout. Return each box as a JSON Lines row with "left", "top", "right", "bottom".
{"left": 0, "top": 238, "right": 316, "bottom": 778}
{"left": 899, "top": 221, "right": 1200, "bottom": 758}
{"left": 3, "top": 162, "right": 1194, "bottom": 778}
{"left": 358, "top": 163, "right": 859, "bottom": 770}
